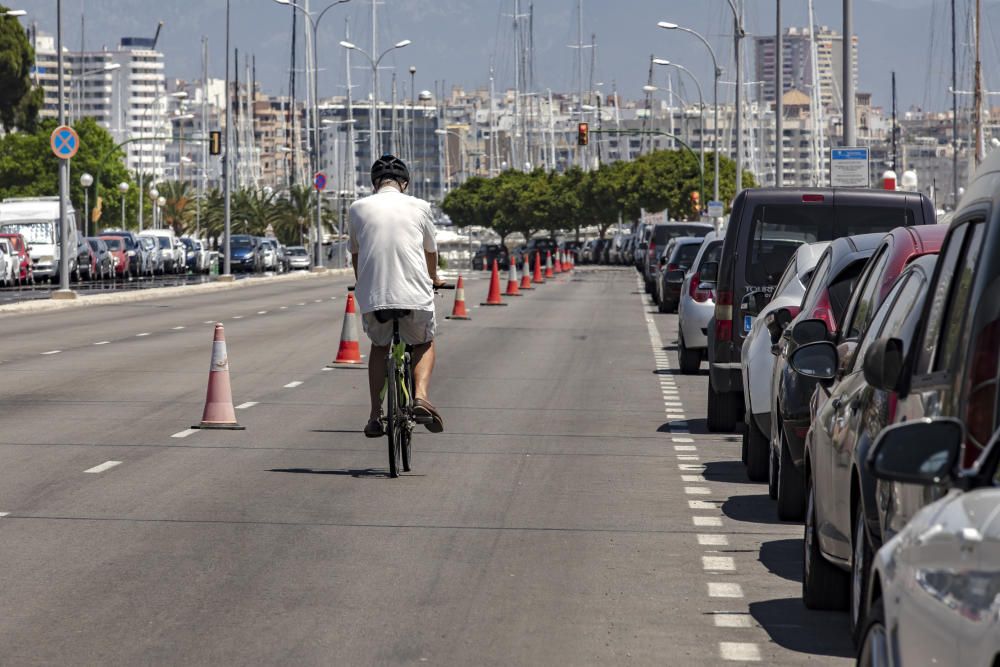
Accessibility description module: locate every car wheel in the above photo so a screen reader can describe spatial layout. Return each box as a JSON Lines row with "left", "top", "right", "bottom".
{"left": 850, "top": 500, "right": 874, "bottom": 644}
{"left": 803, "top": 480, "right": 849, "bottom": 610}
{"left": 644, "top": 279, "right": 653, "bottom": 294}
{"left": 776, "top": 433, "right": 807, "bottom": 520}
{"left": 768, "top": 437, "right": 779, "bottom": 499}
{"left": 707, "top": 382, "right": 739, "bottom": 432}
{"left": 657, "top": 294, "right": 669, "bottom": 313}
{"left": 745, "top": 415, "right": 769, "bottom": 481}
{"left": 856, "top": 595, "right": 886, "bottom": 667}
{"left": 678, "top": 335, "right": 701, "bottom": 374}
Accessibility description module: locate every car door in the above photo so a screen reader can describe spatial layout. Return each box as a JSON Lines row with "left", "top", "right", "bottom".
{"left": 962, "top": 477, "right": 1000, "bottom": 664}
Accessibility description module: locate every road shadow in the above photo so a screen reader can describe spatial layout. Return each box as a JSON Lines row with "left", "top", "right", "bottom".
{"left": 720, "top": 493, "right": 785, "bottom": 525}
{"left": 661, "top": 343, "right": 678, "bottom": 351}
{"left": 749, "top": 598, "right": 853, "bottom": 659}
{"left": 270, "top": 467, "right": 390, "bottom": 479}
{"left": 701, "top": 459, "right": 758, "bottom": 485}
{"left": 759, "top": 538, "right": 803, "bottom": 582}
{"left": 311, "top": 429, "right": 364, "bottom": 434}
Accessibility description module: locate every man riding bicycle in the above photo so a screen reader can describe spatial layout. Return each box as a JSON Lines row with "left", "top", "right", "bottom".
{"left": 349, "top": 155, "right": 446, "bottom": 437}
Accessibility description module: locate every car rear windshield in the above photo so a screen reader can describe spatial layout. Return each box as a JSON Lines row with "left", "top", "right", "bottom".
{"left": 828, "top": 259, "right": 870, "bottom": 326}
{"left": 671, "top": 243, "right": 703, "bottom": 266}
{"left": 653, "top": 225, "right": 710, "bottom": 245}
{"left": 103, "top": 238, "right": 123, "bottom": 250}
{"left": 697, "top": 242, "right": 722, "bottom": 270}
{"left": 745, "top": 204, "right": 916, "bottom": 286}
{"left": 87, "top": 239, "right": 99, "bottom": 250}
{"left": 157, "top": 237, "right": 171, "bottom": 249}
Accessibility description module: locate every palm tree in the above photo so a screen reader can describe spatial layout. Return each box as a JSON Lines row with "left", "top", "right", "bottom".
{"left": 158, "top": 180, "right": 195, "bottom": 234}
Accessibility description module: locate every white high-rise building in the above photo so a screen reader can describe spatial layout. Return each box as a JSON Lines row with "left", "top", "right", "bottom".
{"left": 110, "top": 37, "right": 168, "bottom": 177}
{"left": 755, "top": 26, "right": 858, "bottom": 113}
{"left": 31, "top": 32, "right": 117, "bottom": 129}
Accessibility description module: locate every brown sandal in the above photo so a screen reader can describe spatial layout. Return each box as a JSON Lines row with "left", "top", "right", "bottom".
{"left": 412, "top": 398, "right": 444, "bottom": 433}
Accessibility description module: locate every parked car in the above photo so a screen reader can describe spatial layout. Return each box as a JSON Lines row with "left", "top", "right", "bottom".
{"left": 525, "top": 237, "right": 558, "bottom": 269}
{"left": 74, "top": 237, "right": 97, "bottom": 281}
{"left": 87, "top": 237, "right": 115, "bottom": 280}
{"left": 791, "top": 255, "right": 939, "bottom": 635}
{"left": 634, "top": 223, "right": 652, "bottom": 273}
{"left": 139, "top": 230, "right": 181, "bottom": 274}
{"left": 707, "top": 187, "right": 936, "bottom": 433}
{"left": 99, "top": 235, "right": 132, "bottom": 278}
{"left": 229, "top": 234, "right": 261, "bottom": 273}
{"left": 859, "top": 420, "right": 1000, "bottom": 667}
{"left": 139, "top": 235, "right": 163, "bottom": 275}
{"left": 180, "top": 237, "right": 207, "bottom": 273}
{"left": 257, "top": 237, "right": 278, "bottom": 272}
{"left": 676, "top": 232, "right": 725, "bottom": 373}
{"left": 0, "top": 232, "right": 32, "bottom": 284}
{"left": 285, "top": 245, "right": 311, "bottom": 270}
{"left": 559, "top": 240, "right": 582, "bottom": 264}
{"left": 642, "top": 222, "right": 713, "bottom": 294}
{"left": 101, "top": 229, "right": 145, "bottom": 278}
{"left": 656, "top": 237, "right": 705, "bottom": 313}
{"left": 0, "top": 240, "right": 12, "bottom": 286}
{"left": 0, "top": 196, "right": 78, "bottom": 282}
{"left": 472, "top": 243, "right": 509, "bottom": 271}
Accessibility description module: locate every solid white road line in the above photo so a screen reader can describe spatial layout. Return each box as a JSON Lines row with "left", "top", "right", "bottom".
{"left": 719, "top": 642, "right": 760, "bottom": 662}
{"left": 685, "top": 487, "right": 711, "bottom": 495}
{"left": 258, "top": 310, "right": 268, "bottom": 315}
{"left": 692, "top": 516, "right": 722, "bottom": 527}
{"left": 283, "top": 381, "right": 303, "bottom": 388}
{"left": 94, "top": 341, "right": 110, "bottom": 346}
{"left": 712, "top": 613, "right": 752, "bottom": 628}
{"left": 235, "top": 402, "right": 259, "bottom": 410}
{"left": 688, "top": 500, "right": 717, "bottom": 510}
{"left": 171, "top": 429, "right": 198, "bottom": 439}
{"left": 698, "top": 534, "right": 729, "bottom": 546}
{"left": 41, "top": 350, "right": 61, "bottom": 355}
{"left": 702, "top": 556, "right": 735, "bottom": 571}
{"left": 707, "top": 582, "right": 744, "bottom": 598}
{"left": 84, "top": 461, "right": 122, "bottom": 474}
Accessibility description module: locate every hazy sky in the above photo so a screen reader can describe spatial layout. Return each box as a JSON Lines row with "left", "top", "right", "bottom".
{"left": 15, "top": 0, "right": 1000, "bottom": 112}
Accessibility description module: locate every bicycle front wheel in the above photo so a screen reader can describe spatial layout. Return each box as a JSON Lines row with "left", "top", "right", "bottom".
{"left": 401, "top": 356, "right": 414, "bottom": 472}
{"left": 386, "top": 361, "right": 401, "bottom": 478}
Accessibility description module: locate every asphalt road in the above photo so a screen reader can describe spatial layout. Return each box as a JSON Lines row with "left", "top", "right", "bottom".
{"left": 0, "top": 266, "right": 853, "bottom": 665}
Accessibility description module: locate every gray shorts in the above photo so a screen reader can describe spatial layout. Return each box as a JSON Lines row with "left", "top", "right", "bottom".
{"left": 362, "top": 309, "right": 437, "bottom": 346}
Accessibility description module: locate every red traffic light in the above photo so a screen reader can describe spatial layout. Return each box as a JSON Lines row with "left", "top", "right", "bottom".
{"left": 577, "top": 122, "right": 589, "bottom": 146}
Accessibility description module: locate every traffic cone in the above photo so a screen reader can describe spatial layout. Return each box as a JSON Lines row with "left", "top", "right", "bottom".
{"left": 446, "top": 274, "right": 471, "bottom": 320}
{"left": 192, "top": 323, "right": 245, "bottom": 430}
{"left": 519, "top": 255, "right": 534, "bottom": 290}
{"left": 481, "top": 258, "right": 508, "bottom": 306}
{"left": 505, "top": 259, "right": 522, "bottom": 296}
{"left": 545, "top": 251, "right": 554, "bottom": 278}
{"left": 332, "top": 292, "right": 364, "bottom": 364}
{"left": 481, "top": 255, "right": 488, "bottom": 271}
{"left": 555, "top": 251, "right": 564, "bottom": 273}
{"left": 533, "top": 251, "right": 545, "bottom": 284}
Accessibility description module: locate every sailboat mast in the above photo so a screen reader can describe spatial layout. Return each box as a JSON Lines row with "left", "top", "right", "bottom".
{"left": 974, "top": 0, "right": 984, "bottom": 166}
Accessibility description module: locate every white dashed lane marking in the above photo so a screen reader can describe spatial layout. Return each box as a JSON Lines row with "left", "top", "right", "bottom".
{"left": 0, "top": 512, "right": 9, "bottom": 518}
{"left": 708, "top": 583, "right": 744, "bottom": 598}
{"left": 41, "top": 350, "right": 61, "bottom": 355}
{"left": 693, "top": 516, "right": 722, "bottom": 527}
{"left": 684, "top": 487, "right": 711, "bottom": 495}
{"left": 698, "top": 534, "right": 729, "bottom": 546}
{"left": 94, "top": 341, "right": 110, "bottom": 346}
{"left": 719, "top": 642, "right": 761, "bottom": 662}
{"left": 84, "top": 461, "right": 122, "bottom": 474}
{"left": 674, "top": 445, "right": 697, "bottom": 451}
{"left": 136, "top": 332, "right": 150, "bottom": 337}
{"left": 235, "top": 402, "right": 259, "bottom": 410}
{"left": 172, "top": 326, "right": 185, "bottom": 330}
{"left": 702, "top": 556, "right": 736, "bottom": 571}
{"left": 171, "top": 429, "right": 198, "bottom": 439}
{"left": 713, "top": 613, "right": 752, "bottom": 628}
{"left": 283, "top": 381, "right": 303, "bottom": 388}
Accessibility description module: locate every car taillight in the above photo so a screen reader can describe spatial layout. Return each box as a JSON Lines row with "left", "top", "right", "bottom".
{"left": 810, "top": 289, "right": 838, "bottom": 334}
{"left": 689, "top": 272, "right": 715, "bottom": 303}
{"left": 964, "top": 319, "right": 1000, "bottom": 467}
{"left": 648, "top": 244, "right": 656, "bottom": 259}
{"left": 802, "top": 194, "right": 825, "bottom": 203}
{"left": 714, "top": 290, "right": 733, "bottom": 341}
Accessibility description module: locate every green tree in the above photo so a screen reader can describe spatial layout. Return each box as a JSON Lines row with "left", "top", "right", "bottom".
{"left": 0, "top": 6, "right": 41, "bottom": 132}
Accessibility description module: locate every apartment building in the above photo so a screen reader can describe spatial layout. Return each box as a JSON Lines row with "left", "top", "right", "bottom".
{"left": 31, "top": 32, "right": 116, "bottom": 129}
{"left": 755, "top": 26, "right": 858, "bottom": 113}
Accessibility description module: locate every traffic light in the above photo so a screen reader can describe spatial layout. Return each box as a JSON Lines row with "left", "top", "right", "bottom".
{"left": 690, "top": 191, "right": 701, "bottom": 214}
{"left": 209, "top": 131, "right": 222, "bottom": 156}
{"left": 577, "top": 122, "right": 589, "bottom": 146}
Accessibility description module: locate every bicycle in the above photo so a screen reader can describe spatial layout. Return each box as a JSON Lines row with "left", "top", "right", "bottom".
{"left": 354, "top": 285, "right": 453, "bottom": 478}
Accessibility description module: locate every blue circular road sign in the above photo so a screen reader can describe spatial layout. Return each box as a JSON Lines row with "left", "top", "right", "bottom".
{"left": 314, "top": 172, "right": 327, "bottom": 191}
{"left": 50, "top": 125, "right": 80, "bottom": 160}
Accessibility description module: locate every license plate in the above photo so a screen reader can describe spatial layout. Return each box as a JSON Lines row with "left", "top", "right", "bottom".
{"left": 743, "top": 315, "right": 753, "bottom": 334}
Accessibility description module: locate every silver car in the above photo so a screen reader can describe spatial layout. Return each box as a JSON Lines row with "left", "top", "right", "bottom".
{"left": 676, "top": 232, "right": 722, "bottom": 374}
{"left": 859, "top": 419, "right": 1000, "bottom": 667}
{"left": 285, "top": 245, "right": 311, "bottom": 270}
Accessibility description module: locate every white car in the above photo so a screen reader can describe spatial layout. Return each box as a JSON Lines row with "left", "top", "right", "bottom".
{"left": 0, "top": 240, "right": 11, "bottom": 286}
{"left": 676, "top": 231, "right": 723, "bottom": 373}
{"left": 859, "top": 419, "right": 1000, "bottom": 667}
{"left": 739, "top": 241, "right": 827, "bottom": 473}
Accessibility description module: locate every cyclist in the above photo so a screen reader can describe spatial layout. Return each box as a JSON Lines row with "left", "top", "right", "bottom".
{"left": 349, "top": 155, "right": 446, "bottom": 437}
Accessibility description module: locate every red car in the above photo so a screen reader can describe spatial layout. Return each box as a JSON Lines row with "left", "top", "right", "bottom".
{"left": 99, "top": 235, "right": 131, "bottom": 277}
{"left": 0, "top": 232, "right": 32, "bottom": 283}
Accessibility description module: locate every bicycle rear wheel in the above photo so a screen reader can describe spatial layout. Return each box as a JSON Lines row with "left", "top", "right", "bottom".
{"left": 401, "top": 355, "right": 414, "bottom": 472}
{"left": 386, "top": 359, "right": 401, "bottom": 478}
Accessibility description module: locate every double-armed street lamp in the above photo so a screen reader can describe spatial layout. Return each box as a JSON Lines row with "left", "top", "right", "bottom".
{"left": 652, "top": 59, "right": 706, "bottom": 194}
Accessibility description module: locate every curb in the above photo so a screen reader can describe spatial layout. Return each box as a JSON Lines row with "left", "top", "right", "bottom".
{"left": 0, "top": 268, "right": 353, "bottom": 316}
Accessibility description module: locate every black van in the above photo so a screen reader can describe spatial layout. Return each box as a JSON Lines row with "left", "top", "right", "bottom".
{"left": 705, "top": 188, "right": 935, "bottom": 432}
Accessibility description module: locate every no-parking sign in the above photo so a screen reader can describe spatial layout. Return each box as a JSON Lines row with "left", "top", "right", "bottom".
{"left": 50, "top": 125, "right": 80, "bottom": 160}
{"left": 314, "top": 172, "right": 327, "bottom": 191}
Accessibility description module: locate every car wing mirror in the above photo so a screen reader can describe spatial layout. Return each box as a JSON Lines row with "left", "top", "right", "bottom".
{"left": 666, "top": 269, "right": 686, "bottom": 283}
{"left": 699, "top": 261, "right": 719, "bottom": 283}
{"left": 867, "top": 418, "right": 964, "bottom": 486}
{"left": 862, "top": 337, "right": 904, "bottom": 392}
{"left": 790, "top": 318, "right": 828, "bottom": 345}
{"left": 788, "top": 341, "right": 838, "bottom": 383}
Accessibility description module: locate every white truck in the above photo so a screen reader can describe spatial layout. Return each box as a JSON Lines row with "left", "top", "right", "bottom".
{"left": 0, "top": 197, "right": 78, "bottom": 282}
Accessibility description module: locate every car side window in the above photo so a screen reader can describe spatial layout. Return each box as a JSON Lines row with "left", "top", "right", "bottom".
{"left": 852, "top": 274, "right": 914, "bottom": 372}
{"left": 799, "top": 254, "right": 832, "bottom": 314}
{"left": 772, "top": 254, "right": 798, "bottom": 296}
{"left": 917, "top": 224, "right": 969, "bottom": 375}
{"left": 844, "top": 247, "right": 889, "bottom": 341}
{"left": 934, "top": 223, "right": 985, "bottom": 373}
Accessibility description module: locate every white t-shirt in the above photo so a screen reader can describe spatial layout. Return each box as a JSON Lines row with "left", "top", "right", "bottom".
{"left": 348, "top": 188, "right": 438, "bottom": 314}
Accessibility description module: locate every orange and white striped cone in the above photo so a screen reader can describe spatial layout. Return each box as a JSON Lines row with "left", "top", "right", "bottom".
{"left": 533, "top": 252, "right": 545, "bottom": 284}
{"left": 192, "top": 323, "right": 244, "bottom": 430}
{"left": 545, "top": 250, "right": 554, "bottom": 278}
{"left": 481, "top": 258, "right": 509, "bottom": 306}
{"left": 332, "top": 292, "right": 364, "bottom": 365}
{"left": 519, "top": 255, "right": 534, "bottom": 290}
{"left": 446, "top": 274, "right": 471, "bottom": 320}
{"left": 505, "top": 259, "right": 522, "bottom": 296}
{"left": 554, "top": 251, "right": 564, "bottom": 273}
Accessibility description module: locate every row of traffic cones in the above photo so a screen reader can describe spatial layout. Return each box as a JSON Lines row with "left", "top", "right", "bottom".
{"left": 189, "top": 249, "right": 577, "bottom": 430}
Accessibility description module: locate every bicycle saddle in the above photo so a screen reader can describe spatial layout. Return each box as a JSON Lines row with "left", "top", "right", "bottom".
{"left": 373, "top": 309, "right": 412, "bottom": 323}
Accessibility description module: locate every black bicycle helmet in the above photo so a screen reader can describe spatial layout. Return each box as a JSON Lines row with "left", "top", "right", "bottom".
{"left": 370, "top": 154, "right": 410, "bottom": 187}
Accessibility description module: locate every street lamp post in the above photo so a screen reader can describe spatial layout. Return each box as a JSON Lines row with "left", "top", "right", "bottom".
{"left": 274, "top": 0, "right": 352, "bottom": 271}
{"left": 80, "top": 172, "right": 93, "bottom": 237}
{"left": 340, "top": 38, "right": 412, "bottom": 163}
{"left": 149, "top": 187, "right": 159, "bottom": 229}
{"left": 118, "top": 182, "right": 129, "bottom": 229}
{"left": 652, "top": 59, "right": 705, "bottom": 201}
{"left": 434, "top": 128, "right": 467, "bottom": 192}
{"left": 658, "top": 22, "right": 721, "bottom": 206}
